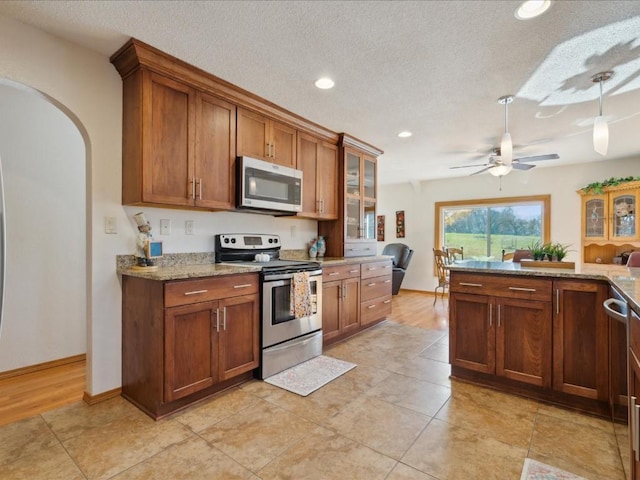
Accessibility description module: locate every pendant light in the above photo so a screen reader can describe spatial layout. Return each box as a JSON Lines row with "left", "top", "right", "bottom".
{"left": 591, "top": 71, "right": 613, "bottom": 156}
{"left": 498, "top": 95, "right": 514, "bottom": 164}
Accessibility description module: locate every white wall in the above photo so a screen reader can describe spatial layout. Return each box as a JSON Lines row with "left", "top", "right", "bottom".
{"left": 0, "top": 84, "right": 86, "bottom": 371}
{"left": 0, "top": 15, "right": 318, "bottom": 395}
{"left": 378, "top": 157, "right": 640, "bottom": 293}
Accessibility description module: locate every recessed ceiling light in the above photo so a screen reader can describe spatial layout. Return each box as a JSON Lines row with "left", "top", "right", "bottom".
{"left": 397, "top": 131, "right": 412, "bottom": 138}
{"left": 515, "top": 0, "right": 551, "bottom": 20}
{"left": 315, "top": 77, "right": 334, "bottom": 89}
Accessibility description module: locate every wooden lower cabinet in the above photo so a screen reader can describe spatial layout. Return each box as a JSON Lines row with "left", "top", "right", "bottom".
{"left": 553, "top": 280, "right": 609, "bottom": 401}
{"left": 629, "top": 309, "right": 640, "bottom": 479}
{"left": 449, "top": 292, "right": 551, "bottom": 387}
{"left": 322, "top": 276, "right": 360, "bottom": 343}
{"left": 322, "top": 260, "right": 392, "bottom": 346}
{"left": 450, "top": 271, "right": 620, "bottom": 419}
{"left": 122, "top": 273, "right": 259, "bottom": 419}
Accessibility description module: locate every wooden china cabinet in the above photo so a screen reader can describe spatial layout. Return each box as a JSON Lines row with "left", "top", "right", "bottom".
{"left": 578, "top": 181, "right": 640, "bottom": 264}
{"left": 319, "top": 134, "right": 383, "bottom": 258}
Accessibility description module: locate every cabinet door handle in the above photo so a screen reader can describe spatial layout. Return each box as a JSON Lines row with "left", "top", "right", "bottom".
{"left": 184, "top": 289, "right": 208, "bottom": 296}
{"left": 328, "top": 272, "right": 340, "bottom": 276}
{"left": 368, "top": 267, "right": 376, "bottom": 271}
{"left": 497, "top": 304, "right": 501, "bottom": 327}
{"left": 383, "top": 299, "right": 391, "bottom": 304}
{"left": 556, "top": 289, "right": 560, "bottom": 315}
{"left": 508, "top": 287, "right": 536, "bottom": 292}
{"left": 198, "top": 178, "right": 202, "bottom": 199}
{"left": 367, "top": 304, "right": 377, "bottom": 309}
{"left": 215, "top": 308, "right": 220, "bottom": 332}
{"left": 222, "top": 306, "right": 227, "bottom": 331}
{"left": 632, "top": 396, "right": 638, "bottom": 456}
{"left": 367, "top": 282, "right": 376, "bottom": 287}
{"left": 636, "top": 403, "right": 640, "bottom": 462}
{"left": 489, "top": 303, "right": 493, "bottom": 326}
{"left": 349, "top": 270, "right": 359, "bottom": 274}
{"left": 233, "top": 283, "right": 253, "bottom": 289}
{"left": 190, "top": 177, "right": 196, "bottom": 199}
{"left": 266, "top": 143, "right": 271, "bottom": 157}
{"left": 272, "top": 142, "right": 276, "bottom": 158}
{"left": 320, "top": 199, "right": 324, "bottom": 213}
{"left": 384, "top": 280, "right": 391, "bottom": 284}
{"left": 342, "top": 285, "right": 346, "bottom": 299}
{"left": 460, "top": 282, "right": 483, "bottom": 287}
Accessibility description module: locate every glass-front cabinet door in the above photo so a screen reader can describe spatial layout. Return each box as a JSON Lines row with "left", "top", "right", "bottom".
{"left": 583, "top": 195, "right": 607, "bottom": 240}
{"left": 344, "top": 149, "right": 377, "bottom": 241}
{"left": 610, "top": 191, "right": 638, "bottom": 241}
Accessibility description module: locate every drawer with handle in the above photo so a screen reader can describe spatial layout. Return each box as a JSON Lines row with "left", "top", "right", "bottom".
{"left": 449, "top": 272, "right": 551, "bottom": 301}
{"left": 361, "top": 274, "right": 393, "bottom": 301}
{"left": 165, "top": 273, "right": 259, "bottom": 307}
{"left": 360, "top": 295, "right": 392, "bottom": 326}
{"left": 322, "top": 264, "right": 361, "bottom": 281}
{"left": 361, "top": 260, "right": 393, "bottom": 279}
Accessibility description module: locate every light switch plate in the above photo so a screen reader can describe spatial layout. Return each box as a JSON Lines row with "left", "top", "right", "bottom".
{"left": 185, "top": 220, "right": 194, "bottom": 235}
{"left": 160, "top": 219, "right": 171, "bottom": 235}
{"left": 105, "top": 216, "right": 117, "bottom": 234}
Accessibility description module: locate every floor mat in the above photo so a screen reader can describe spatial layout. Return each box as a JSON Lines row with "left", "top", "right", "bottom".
{"left": 263, "top": 355, "right": 357, "bottom": 396}
{"left": 520, "top": 458, "right": 587, "bottom": 480}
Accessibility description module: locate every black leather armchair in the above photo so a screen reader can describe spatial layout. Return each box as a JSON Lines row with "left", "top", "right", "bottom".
{"left": 382, "top": 243, "right": 414, "bottom": 295}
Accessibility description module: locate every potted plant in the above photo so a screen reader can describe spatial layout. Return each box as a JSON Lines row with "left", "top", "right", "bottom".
{"left": 551, "top": 242, "right": 571, "bottom": 261}
{"left": 528, "top": 240, "right": 546, "bottom": 261}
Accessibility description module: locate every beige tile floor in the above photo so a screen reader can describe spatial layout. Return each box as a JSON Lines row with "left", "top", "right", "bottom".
{"left": 0, "top": 320, "right": 630, "bottom": 480}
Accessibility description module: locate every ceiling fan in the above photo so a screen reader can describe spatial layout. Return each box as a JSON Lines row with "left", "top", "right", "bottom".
{"left": 450, "top": 148, "right": 560, "bottom": 177}
{"left": 450, "top": 95, "right": 559, "bottom": 177}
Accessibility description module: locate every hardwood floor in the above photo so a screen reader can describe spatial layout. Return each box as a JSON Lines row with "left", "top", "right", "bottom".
{"left": 0, "top": 358, "right": 85, "bottom": 427}
{"left": 0, "top": 290, "right": 444, "bottom": 428}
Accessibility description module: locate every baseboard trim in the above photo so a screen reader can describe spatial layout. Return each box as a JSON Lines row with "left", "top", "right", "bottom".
{"left": 0, "top": 354, "right": 86, "bottom": 381}
{"left": 83, "top": 387, "right": 122, "bottom": 406}
{"left": 399, "top": 288, "right": 448, "bottom": 298}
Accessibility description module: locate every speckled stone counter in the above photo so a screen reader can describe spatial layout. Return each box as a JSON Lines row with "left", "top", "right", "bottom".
{"left": 116, "top": 252, "right": 260, "bottom": 281}
{"left": 448, "top": 260, "right": 640, "bottom": 313}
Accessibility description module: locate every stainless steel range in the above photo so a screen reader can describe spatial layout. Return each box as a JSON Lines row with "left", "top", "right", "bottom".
{"left": 215, "top": 234, "right": 322, "bottom": 379}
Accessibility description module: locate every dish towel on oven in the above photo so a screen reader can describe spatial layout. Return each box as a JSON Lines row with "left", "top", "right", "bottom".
{"left": 290, "top": 271, "right": 312, "bottom": 319}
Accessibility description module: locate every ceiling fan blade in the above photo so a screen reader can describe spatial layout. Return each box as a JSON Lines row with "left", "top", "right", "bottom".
{"left": 470, "top": 166, "right": 494, "bottom": 176}
{"left": 449, "top": 163, "right": 491, "bottom": 169}
{"left": 513, "top": 153, "right": 559, "bottom": 163}
{"left": 512, "top": 163, "right": 535, "bottom": 171}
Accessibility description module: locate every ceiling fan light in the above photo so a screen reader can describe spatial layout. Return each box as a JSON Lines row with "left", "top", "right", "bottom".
{"left": 593, "top": 116, "right": 609, "bottom": 156}
{"left": 500, "top": 132, "right": 513, "bottom": 164}
{"left": 489, "top": 164, "right": 513, "bottom": 177}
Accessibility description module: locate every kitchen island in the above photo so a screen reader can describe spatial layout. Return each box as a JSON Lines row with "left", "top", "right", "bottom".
{"left": 447, "top": 260, "right": 638, "bottom": 420}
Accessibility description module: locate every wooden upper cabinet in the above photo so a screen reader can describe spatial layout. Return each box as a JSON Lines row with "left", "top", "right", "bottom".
{"left": 195, "top": 92, "right": 236, "bottom": 209}
{"left": 120, "top": 69, "right": 236, "bottom": 210}
{"left": 237, "top": 108, "right": 296, "bottom": 168}
{"left": 297, "top": 132, "right": 338, "bottom": 220}
{"left": 140, "top": 71, "right": 195, "bottom": 207}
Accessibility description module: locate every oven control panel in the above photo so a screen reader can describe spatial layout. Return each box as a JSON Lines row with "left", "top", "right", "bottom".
{"left": 216, "top": 234, "right": 280, "bottom": 250}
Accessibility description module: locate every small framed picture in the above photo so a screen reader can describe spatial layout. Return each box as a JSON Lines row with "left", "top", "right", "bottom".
{"left": 396, "top": 210, "right": 405, "bottom": 238}
{"left": 377, "top": 215, "right": 385, "bottom": 242}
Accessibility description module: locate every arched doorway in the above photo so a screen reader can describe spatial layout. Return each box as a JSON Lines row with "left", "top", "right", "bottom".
{"left": 0, "top": 79, "right": 87, "bottom": 385}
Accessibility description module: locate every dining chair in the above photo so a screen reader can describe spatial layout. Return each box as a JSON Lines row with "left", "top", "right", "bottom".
{"left": 502, "top": 249, "right": 515, "bottom": 261}
{"left": 512, "top": 249, "right": 533, "bottom": 262}
{"left": 627, "top": 252, "right": 640, "bottom": 267}
{"left": 446, "top": 246, "right": 464, "bottom": 264}
{"left": 433, "top": 248, "right": 450, "bottom": 304}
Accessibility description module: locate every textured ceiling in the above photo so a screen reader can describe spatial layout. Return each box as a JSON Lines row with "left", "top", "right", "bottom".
{"left": 1, "top": 0, "right": 639, "bottom": 185}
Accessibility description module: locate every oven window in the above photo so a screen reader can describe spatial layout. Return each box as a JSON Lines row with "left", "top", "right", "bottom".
{"left": 271, "top": 280, "right": 318, "bottom": 325}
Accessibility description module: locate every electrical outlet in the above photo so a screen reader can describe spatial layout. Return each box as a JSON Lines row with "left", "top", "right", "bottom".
{"left": 105, "top": 216, "right": 117, "bottom": 234}
{"left": 160, "top": 219, "right": 171, "bottom": 235}
{"left": 185, "top": 220, "right": 195, "bottom": 235}
{"left": 290, "top": 225, "right": 296, "bottom": 238}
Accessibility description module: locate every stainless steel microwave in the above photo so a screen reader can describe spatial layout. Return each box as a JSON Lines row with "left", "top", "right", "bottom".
{"left": 237, "top": 156, "right": 303, "bottom": 214}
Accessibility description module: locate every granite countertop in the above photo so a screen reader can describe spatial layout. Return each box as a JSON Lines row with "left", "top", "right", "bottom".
{"left": 448, "top": 260, "right": 640, "bottom": 313}
{"left": 117, "top": 251, "right": 393, "bottom": 281}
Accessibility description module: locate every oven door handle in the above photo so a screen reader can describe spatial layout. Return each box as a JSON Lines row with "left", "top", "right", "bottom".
{"left": 263, "top": 269, "right": 323, "bottom": 282}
